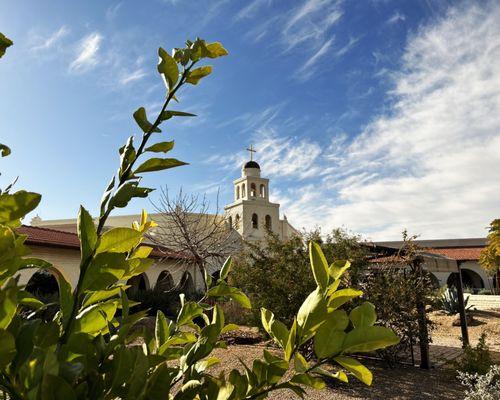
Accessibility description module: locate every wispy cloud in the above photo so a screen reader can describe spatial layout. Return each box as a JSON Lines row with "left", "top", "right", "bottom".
{"left": 106, "top": 2, "right": 123, "bottom": 20}
{"left": 234, "top": 0, "right": 271, "bottom": 21}
{"left": 209, "top": 2, "right": 500, "bottom": 240}
{"left": 119, "top": 68, "right": 147, "bottom": 85}
{"left": 295, "top": 38, "right": 334, "bottom": 80}
{"left": 30, "top": 26, "right": 70, "bottom": 51}
{"left": 386, "top": 11, "right": 406, "bottom": 24}
{"left": 69, "top": 32, "right": 103, "bottom": 73}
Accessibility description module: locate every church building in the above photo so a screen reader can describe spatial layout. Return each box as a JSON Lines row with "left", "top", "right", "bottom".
{"left": 224, "top": 152, "right": 297, "bottom": 242}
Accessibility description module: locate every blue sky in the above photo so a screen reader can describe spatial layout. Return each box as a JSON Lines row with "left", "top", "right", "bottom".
{"left": 1, "top": 0, "right": 499, "bottom": 240}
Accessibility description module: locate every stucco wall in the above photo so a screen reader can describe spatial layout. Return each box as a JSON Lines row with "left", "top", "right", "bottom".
{"left": 17, "top": 245, "right": 203, "bottom": 292}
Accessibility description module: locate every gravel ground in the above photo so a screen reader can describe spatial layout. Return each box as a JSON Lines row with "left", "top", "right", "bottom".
{"left": 210, "top": 344, "right": 465, "bottom": 399}
{"left": 429, "top": 309, "right": 500, "bottom": 354}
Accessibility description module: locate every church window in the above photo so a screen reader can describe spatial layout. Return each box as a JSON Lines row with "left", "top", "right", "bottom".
{"left": 242, "top": 184, "right": 246, "bottom": 198}
{"left": 235, "top": 214, "right": 240, "bottom": 229}
{"left": 228, "top": 216, "right": 233, "bottom": 229}
{"left": 260, "top": 184, "right": 266, "bottom": 198}
{"left": 236, "top": 186, "right": 240, "bottom": 200}
{"left": 252, "top": 213, "right": 258, "bottom": 229}
{"left": 250, "top": 183, "right": 257, "bottom": 197}
{"left": 265, "top": 215, "right": 272, "bottom": 230}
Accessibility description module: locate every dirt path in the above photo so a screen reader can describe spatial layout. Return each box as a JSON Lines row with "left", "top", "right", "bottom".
{"left": 211, "top": 344, "right": 465, "bottom": 400}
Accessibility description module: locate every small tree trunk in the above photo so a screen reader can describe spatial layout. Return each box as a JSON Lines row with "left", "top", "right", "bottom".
{"left": 413, "top": 258, "right": 430, "bottom": 369}
{"left": 456, "top": 261, "right": 470, "bottom": 347}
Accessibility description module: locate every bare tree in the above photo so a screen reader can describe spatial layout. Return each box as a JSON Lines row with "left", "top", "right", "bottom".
{"left": 150, "top": 187, "right": 240, "bottom": 291}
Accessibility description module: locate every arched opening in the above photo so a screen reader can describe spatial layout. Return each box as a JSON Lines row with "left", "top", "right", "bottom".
{"left": 180, "top": 271, "right": 196, "bottom": 296}
{"left": 228, "top": 215, "right": 233, "bottom": 229}
{"left": 236, "top": 186, "right": 240, "bottom": 200}
{"left": 241, "top": 184, "right": 246, "bottom": 198}
{"left": 26, "top": 270, "right": 59, "bottom": 302}
{"left": 235, "top": 214, "right": 240, "bottom": 229}
{"left": 260, "top": 184, "right": 266, "bottom": 198}
{"left": 265, "top": 215, "right": 272, "bottom": 230}
{"left": 156, "top": 270, "right": 174, "bottom": 292}
{"left": 25, "top": 271, "right": 59, "bottom": 321}
{"left": 447, "top": 269, "right": 485, "bottom": 293}
{"left": 126, "top": 273, "right": 149, "bottom": 300}
{"left": 252, "top": 213, "right": 258, "bottom": 229}
{"left": 250, "top": 183, "right": 257, "bottom": 197}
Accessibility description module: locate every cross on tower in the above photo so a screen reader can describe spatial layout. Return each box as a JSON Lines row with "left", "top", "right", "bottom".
{"left": 246, "top": 144, "right": 257, "bottom": 161}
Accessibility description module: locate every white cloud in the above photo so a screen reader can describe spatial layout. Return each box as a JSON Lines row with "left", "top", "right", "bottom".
{"left": 234, "top": 0, "right": 271, "bottom": 21}
{"left": 295, "top": 38, "right": 334, "bottom": 80}
{"left": 119, "top": 68, "right": 147, "bottom": 85}
{"left": 30, "top": 26, "right": 69, "bottom": 51}
{"left": 69, "top": 32, "right": 103, "bottom": 73}
{"left": 386, "top": 11, "right": 406, "bottom": 24}
{"left": 211, "top": 2, "right": 500, "bottom": 240}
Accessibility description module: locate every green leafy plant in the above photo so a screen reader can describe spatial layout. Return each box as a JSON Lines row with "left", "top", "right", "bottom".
{"left": 454, "top": 333, "right": 494, "bottom": 375}
{"left": 439, "top": 287, "right": 472, "bottom": 315}
{"left": 0, "top": 35, "right": 399, "bottom": 399}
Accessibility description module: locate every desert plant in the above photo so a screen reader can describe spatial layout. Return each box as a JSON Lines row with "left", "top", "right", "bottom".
{"left": 0, "top": 34, "right": 399, "bottom": 399}
{"left": 439, "top": 287, "right": 472, "bottom": 315}
{"left": 459, "top": 364, "right": 500, "bottom": 400}
{"left": 454, "top": 333, "right": 494, "bottom": 375}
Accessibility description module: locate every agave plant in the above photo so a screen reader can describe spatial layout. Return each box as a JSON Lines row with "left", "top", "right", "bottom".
{"left": 439, "top": 287, "right": 472, "bottom": 315}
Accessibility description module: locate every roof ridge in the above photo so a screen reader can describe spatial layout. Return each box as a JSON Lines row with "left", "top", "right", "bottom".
{"left": 23, "top": 224, "right": 77, "bottom": 236}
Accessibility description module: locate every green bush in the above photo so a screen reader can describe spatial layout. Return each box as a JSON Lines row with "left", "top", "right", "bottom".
{"left": 0, "top": 34, "right": 399, "bottom": 399}
{"left": 455, "top": 334, "right": 494, "bottom": 375}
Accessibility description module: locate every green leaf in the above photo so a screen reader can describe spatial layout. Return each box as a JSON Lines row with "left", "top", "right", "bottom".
{"left": 219, "top": 256, "right": 232, "bottom": 280}
{"left": 328, "top": 288, "right": 363, "bottom": 310}
{"left": 134, "top": 158, "right": 188, "bottom": 174}
{"left": 74, "top": 301, "right": 118, "bottom": 335}
{"left": 109, "top": 182, "right": 154, "bottom": 209}
{"left": 313, "top": 367, "right": 348, "bottom": 383}
{"left": 17, "top": 290, "right": 44, "bottom": 309}
{"left": 0, "top": 282, "right": 17, "bottom": 329}
{"left": 205, "top": 42, "right": 229, "bottom": 58}
{"left": 177, "top": 301, "right": 204, "bottom": 326}
{"left": 314, "top": 323, "right": 346, "bottom": 359}
{"left": 290, "top": 373, "right": 325, "bottom": 389}
{"left": 334, "top": 356, "right": 372, "bottom": 386}
{"left": 158, "top": 47, "right": 179, "bottom": 89}
{"left": 261, "top": 308, "right": 289, "bottom": 349}
{"left": 41, "top": 374, "right": 77, "bottom": 400}
{"left": 343, "top": 326, "right": 400, "bottom": 353}
{"left": 329, "top": 260, "right": 351, "bottom": 280}
{"left": 349, "top": 302, "right": 376, "bottom": 328}
{"left": 96, "top": 227, "right": 142, "bottom": 254}
{"left": 186, "top": 66, "right": 212, "bottom": 85}
{"left": 285, "top": 319, "right": 297, "bottom": 361}
{"left": 296, "top": 287, "right": 328, "bottom": 343}
{"left": 0, "top": 190, "right": 41, "bottom": 224}
{"left": 0, "top": 33, "right": 13, "bottom": 59}
{"left": 145, "top": 141, "right": 175, "bottom": 153}
{"left": 0, "top": 329, "right": 15, "bottom": 368}
{"left": 206, "top": 283, "right": 251, "bottom": 309}
{"left": 309, "top": 241, "right": 329, "bottom": 290}
{"left": 77, "top": 206, "right": 97, "bottom": 262}
{"left": 81, "top": 252, "right": 127, "bottom": 291}
{"left": 133, "top": 107, "right": 160, "bottom": 133}
{"left": 155, "top": 310, "right": 170, "bottom": 348}
{"left": 82, "top": 287, "right": 123, "bottom": 308}
{"left": 0, "top": 143, "right": 11, "bottom": 157}
{"left": 159, "top": 110, "right": 196, "bottom": 120}
{"left": 45, "top": 266, "right": 74, "bottom": 328}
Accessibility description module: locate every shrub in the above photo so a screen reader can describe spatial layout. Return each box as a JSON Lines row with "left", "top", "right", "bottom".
{"left": 231, "top": 233, "right": 315, "bottom": 326}
{"left": 360, "top": 265, "right": 435, "bottom": 365}
{"left": 439, "top": 287, "right": 472, "bottom": 315}
{"left": 459, "top": 364, "right": 500, "bottom": 400}
{"left": 454, "top": 333, "right": 494, "bottom": 375}
{"left": 0, "top": 34, "right": 399, "bottom": 399}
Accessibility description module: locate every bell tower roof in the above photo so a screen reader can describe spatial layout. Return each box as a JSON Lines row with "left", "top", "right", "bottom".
{"left": 243, "top": 160, "right": 260, "bottom": 169}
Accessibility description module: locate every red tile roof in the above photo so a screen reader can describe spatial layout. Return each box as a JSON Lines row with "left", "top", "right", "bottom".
{"left": 370, "top": 247, "right": 484, "bottom": 263}
{"left": 423, "top": 247, "right": 484, "bottom": 261}
{"left": 18, "top": 225, "right": 191, "bottom": 260}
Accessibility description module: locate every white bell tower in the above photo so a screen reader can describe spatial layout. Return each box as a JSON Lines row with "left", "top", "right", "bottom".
{"left": 224, "top": 145, "right": 282, "bottom": 242}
